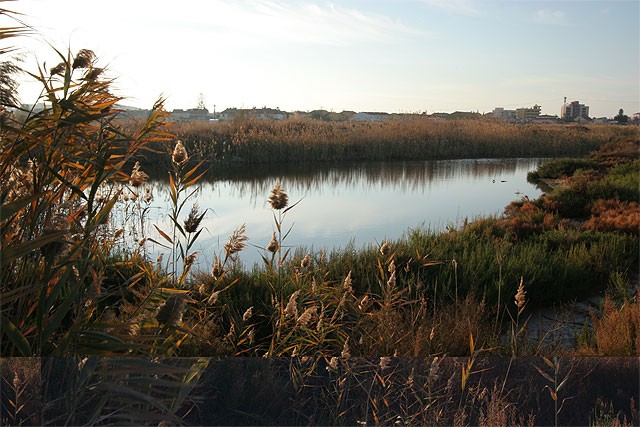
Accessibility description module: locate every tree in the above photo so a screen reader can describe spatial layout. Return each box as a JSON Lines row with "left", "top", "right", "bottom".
{"left": 614, "top": 108, "right": 629, "bottom": 124}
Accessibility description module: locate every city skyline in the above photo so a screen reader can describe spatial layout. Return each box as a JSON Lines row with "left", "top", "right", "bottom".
{"left": 9, "top": 0, "right": 640, "bottom": 118}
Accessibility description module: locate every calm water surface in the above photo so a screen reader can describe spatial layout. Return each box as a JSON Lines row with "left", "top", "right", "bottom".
{"left": 138, "top": 158, "right": 546, "bottom": 269}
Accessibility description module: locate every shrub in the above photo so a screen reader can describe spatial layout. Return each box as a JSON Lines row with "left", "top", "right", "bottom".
{"left": 591, "top": 297, "right": 640, "bottom": 356}
{"left": 585, "top": 199, "right": 640, "bottom": 234}
{"left": 528, "top": 158, "right": 596, "bottom": 181}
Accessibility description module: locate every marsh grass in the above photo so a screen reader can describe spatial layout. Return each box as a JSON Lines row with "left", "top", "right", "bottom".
{"left": 2, "top": 4, "right": 639, "bottom": 423}
{"left": 154, "top": 118, "right": 639, "bottom": 168}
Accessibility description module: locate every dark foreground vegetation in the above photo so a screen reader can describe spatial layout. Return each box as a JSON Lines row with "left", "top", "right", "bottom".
{"left": 1, "top": 3, "right": 639, "bottom": 425}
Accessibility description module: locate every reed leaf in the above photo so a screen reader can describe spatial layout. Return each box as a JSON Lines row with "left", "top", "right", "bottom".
{"left": 0, "top": 230, "right": 66, "bottom": 264}
{"left": 0, "top": 315, "right": 31, "bottom": 356}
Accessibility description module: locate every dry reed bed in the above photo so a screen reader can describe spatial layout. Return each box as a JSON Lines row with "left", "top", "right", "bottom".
{"left": 157, "top": 119, "right": 638, "bottom": 166}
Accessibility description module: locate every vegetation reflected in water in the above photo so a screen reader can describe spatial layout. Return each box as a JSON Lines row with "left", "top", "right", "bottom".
{"left": 137, "top": 158, "right": 546, "bottom": 268}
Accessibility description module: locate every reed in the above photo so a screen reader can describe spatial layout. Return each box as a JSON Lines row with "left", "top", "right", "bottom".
{"left": 145, "top": 118, "right": 638, "bottom": 168}
{"left": 2, "top": 3, "right": 638, "bottom": 424}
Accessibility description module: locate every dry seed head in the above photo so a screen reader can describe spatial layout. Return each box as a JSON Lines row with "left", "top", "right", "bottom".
{"left": 297, "top": 306, "right": 316, "bottom": 327}
{"left": 184, "top": 252, "right": 198, "bottom": 266}
{"left": 267, "top": 231, "right": 279, "bottom": 253}
{"left": 156, "top": 295, "right": 186, "bottom": 326}
{"left": 226, "top": 322, "right": 235, "bottom": 342}
{"left": 301, "top": 253, "right": 312, "bottom": 269}
{"left": 358, "top": 295, "right": 369, "bottom": 311}
{"left": 84, "top": 67, "right": 103, "bottom": 80}
{"left": 72, "top": 49, "right": 95, "bottom": 69}
{"left": 172, "top": 140, "right": 189, "bottom": 166}
{"left": 342, "top": 270, "right": 353, "bottom": 293}
{"left": 341, "top": 338, "right": 351, "bottom": 359}
{"left": 514, "top": 277, "right": 527, "bottom": 310}
{"left": 268, "top": 179, "right": 288, "bottom": 210}
{"left": 225, "top": 224, "right": 248, "bottom": 256}
{"left": 242, "top": 306, "right": 253, "bottom": 322}
{"left": 284, "top": 290, "right": 301, "bottom": 318}
{"left": 380, "top": 240, "right": 391, "bottom": 256}
{"left": 327, "top": 356, "right": 339, "bottom": 372}
{"left": 211, "top": 254, "right": 224, "bottom": 279}
{"left": 183, "top": 204, "right": 203, "bottom": 233}
{"left": 129, "top": 161, "right": 148, "bottom": 187}
{"left": 387, "top": 270, "right": 396, "bottom": 289}
{"left": 208, "top": 291, "right": 220, "bottom": 305}
{"left": 379, "top": 356, "right": 391, "bottom": 371}
{"left": 50, "top": 62, "right": 65, "bottom": 75}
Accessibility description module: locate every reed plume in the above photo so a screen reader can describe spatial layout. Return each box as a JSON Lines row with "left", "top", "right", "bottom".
{"left": 129, "top": 161, "right": 148, "bottom": 187}
{"left": 297, "top": 306, "right": 316, "bottom": 327}
{"left": 183, "top": 204, "right": 204, "bottom": 233}
{"left": 284, "top": 290, "right": 301, "bottom": 318}
{"left": 267, "top": 231, "right": 279, "bottom": 253}
{"left": 72, "top": 49, "right": 95, "bottom": 69}
{"left": 268, "top": 179, "right": 288, "bottom": 210}
{"left": 224, "top": 224, "right": 248, "bottom": 257}
{"left": 172, "top": 140, "right": 189, "bottom": 166}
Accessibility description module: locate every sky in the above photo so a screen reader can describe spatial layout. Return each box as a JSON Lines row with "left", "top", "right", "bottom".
{"left": 7, "top": 0, "right": 640, "bottom": 117}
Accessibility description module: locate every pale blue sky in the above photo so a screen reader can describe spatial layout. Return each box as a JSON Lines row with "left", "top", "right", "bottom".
{"left": 11, "top": 0, "right": 640, "bottom": 117}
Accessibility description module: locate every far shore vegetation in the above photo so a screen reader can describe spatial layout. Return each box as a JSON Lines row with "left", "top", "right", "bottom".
{"left": 121, "top": 117, "right": 639, "bottom": 176}
{"left": 1, "top": 3, "right": 639, "bottom": 425}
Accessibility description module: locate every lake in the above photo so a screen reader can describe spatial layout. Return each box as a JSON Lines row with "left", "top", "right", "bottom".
{"left": 130, "top": 158, "right": 547, "bottom": 270}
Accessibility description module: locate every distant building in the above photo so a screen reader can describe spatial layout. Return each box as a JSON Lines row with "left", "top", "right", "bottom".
{"left": 493, "top": 107, "right": 517, "bottom": 121}
{"left": 516, "top": 104, "right": 541, "bottom": 121}
{"left": 350, "top": 112, "right": 390, "bottom": 122}
{"left": 533, "top": 114, "right": 560, "bottom": 124}
{"left": 169, "top": 108, "right": 211, "bottom": 122}
{"left": 561, "top": 101, "right": 590, "bottom": 120}
{"left": 219, "top": 107, "right": 288, "bottom": 121}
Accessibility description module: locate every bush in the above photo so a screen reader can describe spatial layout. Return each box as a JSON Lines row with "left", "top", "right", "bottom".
{"left": 529, "top": 158, "right": 596, "bottom": 181}
{"left": 585, "top": 199, "right": 640, "bottom": 234}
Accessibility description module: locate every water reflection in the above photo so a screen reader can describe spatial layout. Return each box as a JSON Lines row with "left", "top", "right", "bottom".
{"left": 204, "top": 159, "right": 538, "bottom": 205}
{"left": 141, "top": 158, "right": 546, "bottom": 269}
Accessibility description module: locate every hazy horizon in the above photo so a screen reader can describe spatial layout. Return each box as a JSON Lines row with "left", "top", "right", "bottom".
{"left": 8, "top": 0, "right": 640, "bottom": 118}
